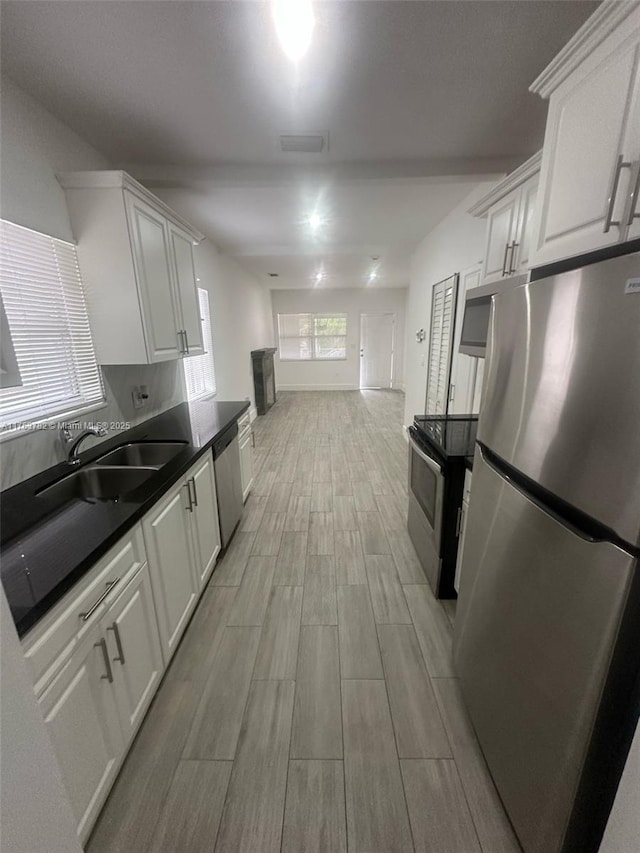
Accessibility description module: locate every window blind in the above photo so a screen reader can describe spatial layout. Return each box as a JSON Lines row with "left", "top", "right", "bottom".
{"left": 278, "top": 313, "right": 347, "bottom": 360}
{"left": 183, "top": 288, "right": 216, "bottom": 400}
{"left": 0, "top": 219, "right": 105, "bottom": 433}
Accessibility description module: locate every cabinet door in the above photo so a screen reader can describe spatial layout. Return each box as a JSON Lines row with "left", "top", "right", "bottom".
{"left": 125, "top": 194, "right": 182, "bottom": 362}
{"left": 104, "top": 565, "right": 164, "bottom": 745}
{"left": 169, "top": 223, "right": 204, "bottom": 356}
{"left": 513, "top": 175, "right": 538, "bottom": 274}
{"left": 482, "top": 192, "right": 520, "bottom": 284}
{"left": 535, "top": 40, "right": 640, "bottom": 265}
{"left": 38, "top": 628, "right": 123, "bottom": 843}
{"left": 187, "top": 453, "right": 221, "bottom": 588}
{"left": 239, "top": 430, "right": 254, "bottom": 502}
{"left": 454, "top": 497, "right": 470, "bottom": 594}
{"left": 142, "top": 480, "right": 199, "bottom": 662}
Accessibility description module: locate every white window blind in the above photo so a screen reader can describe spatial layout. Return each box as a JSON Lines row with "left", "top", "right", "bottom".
{"left": 183, "top": 288, "right": 216, "bottom": 400}
{"left": 425, "top": 274, "right": 459, "bottom": 415}
{"left": 0, "top": 219, "right": 105, "bottom": 433}
{"left": 278, "top": 313, "right": 347, "bottom": 360}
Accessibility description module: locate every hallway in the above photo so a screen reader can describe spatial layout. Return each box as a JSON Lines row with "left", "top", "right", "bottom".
{"left": 87, "top": 390, "right": 519, "bottom": 853}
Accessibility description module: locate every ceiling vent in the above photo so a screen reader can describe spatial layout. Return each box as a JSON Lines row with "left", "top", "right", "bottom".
{"left": 279, "top": 132, "right": 328, "bottom": 154}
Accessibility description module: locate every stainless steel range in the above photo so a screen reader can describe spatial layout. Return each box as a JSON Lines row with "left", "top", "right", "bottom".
{"left": 407, "top": 414, "right": 477, "bottom": 598}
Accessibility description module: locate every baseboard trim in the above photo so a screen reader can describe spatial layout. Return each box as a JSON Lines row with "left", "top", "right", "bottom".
{"left": 277, "top": 384, "right": 360, "bottom": 392}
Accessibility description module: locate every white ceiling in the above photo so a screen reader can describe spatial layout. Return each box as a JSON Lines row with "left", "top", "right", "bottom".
{"left": 1, "top": 0, "right": 597, "bottom": 288}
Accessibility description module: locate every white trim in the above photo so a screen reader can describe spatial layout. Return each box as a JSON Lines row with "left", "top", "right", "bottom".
{"left": 530, "top": 0, "right": 640, "bottom": 98}
{"left": 249, "top": 406, "right": 258, "bottom": 422}
{"left": 56, "top": 170, "right": 204, "bottom": 243}
{"left": 277, "top": 384, "right": 359, "bottom": 391}
{"left": 468, "top": 151, "right": 542, "bottom": 217}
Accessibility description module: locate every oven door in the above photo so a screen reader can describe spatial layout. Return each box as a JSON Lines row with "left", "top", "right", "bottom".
{"left": 407, "top": 430, "right": 445, "bottom": 591}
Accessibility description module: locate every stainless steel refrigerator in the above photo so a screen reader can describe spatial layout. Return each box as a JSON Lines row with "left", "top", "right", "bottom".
{"left": 454, "top": 250, "right": 640, "bottom": 853}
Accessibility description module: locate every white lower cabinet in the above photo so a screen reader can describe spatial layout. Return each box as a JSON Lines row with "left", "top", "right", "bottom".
{"left": 454, "top": 470, "right": 473, "bottom": 594}
{"left": 142, "top": 479, "right": 199, "bottom": 662}
{"left": 142, "top": 451, "right": 220, "bottom": 662}
{"left": 39, "top": 628, "right": 124, "bottom": 844}
{"left": 188, "top": 452, "right": 222, "bottom": 587}
{"left": 239, "top": 425, "right": 254, "bottom": 502}
{"left": 27, "top": 453, "right": 222, "bottom": 843}
{"left": 106, "top": 565, "right": 164, "bottom": 743}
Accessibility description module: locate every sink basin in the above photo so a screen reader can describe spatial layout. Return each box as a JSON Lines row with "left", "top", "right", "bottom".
{"left": 37, "top": 466, "right": 156, "bottom": 502}
{"left": 95, "top": 441, "right": 187, "bottom": 469}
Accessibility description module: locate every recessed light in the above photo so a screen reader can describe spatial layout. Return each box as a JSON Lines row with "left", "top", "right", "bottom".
{"left": 314, "top": 269, "right": 325, "bottom": 286}
{"left": 268, "top": 272, "right": 279, "bottom": 278}
{"left": 307, "top": 212, "right": 324, "bottom": 232}
{"left": 272, "top": 0, "right": 315, "bottom": 63}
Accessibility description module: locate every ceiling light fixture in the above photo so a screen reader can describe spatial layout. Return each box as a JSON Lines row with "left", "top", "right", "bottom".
{"left": 307, "top": 211, "right": 324, "bottom": 232}
{"left": 314, "top": 269, "right": 324, "bottom": 286}
{"left": 272, "top": 0, "right": 315, "bottom": 63}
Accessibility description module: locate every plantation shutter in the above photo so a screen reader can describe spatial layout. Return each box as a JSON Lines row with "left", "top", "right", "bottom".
{"left": 425, "top": 273, "right": 459, "bottom": 415}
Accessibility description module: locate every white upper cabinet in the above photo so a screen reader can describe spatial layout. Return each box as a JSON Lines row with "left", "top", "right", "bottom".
{"left": 58, "top": 171, "right": 204, "bottom": 365}
{"left": 530, "top": 3, "right": 640, "bottom": 266}
{"left": 468, "top": 152, "right": 542, "bottom": 286}
{"left": 169, "top": 222, "right": 204, "bottom": 357}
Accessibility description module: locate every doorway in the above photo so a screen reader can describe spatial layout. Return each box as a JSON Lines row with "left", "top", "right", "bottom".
{"left": 359, "top": 313, "right": 395, "bottom": 389}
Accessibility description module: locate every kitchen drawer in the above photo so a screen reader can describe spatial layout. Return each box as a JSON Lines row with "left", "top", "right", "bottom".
{"left": 238, "top": 411, "right": 251, "bottom": 432}
{"left": 23, "top": 525, "right": 147, "bottom": 697}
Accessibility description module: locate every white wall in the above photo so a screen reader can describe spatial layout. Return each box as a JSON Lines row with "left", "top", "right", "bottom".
{"left": 191, "top": 243, "right": 274, "bottom": 413}
{"left": 0, "top": 589, "right": 83, "bottom": 853}
{"left": 271, "top": 287, "right": 407, "bottom": 391}
{"left": 403, "top": 181, "right": 496, "bottom": 426}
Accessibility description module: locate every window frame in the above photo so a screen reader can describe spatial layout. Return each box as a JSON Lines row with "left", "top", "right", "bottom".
{"left": 0, "top": 219, "right": 106, "bottom": 443}
{"left": 277, "top": 312, "right": 348, "bottom": 362}
{"left": 182, "top": 287, "right": 217, "bottom": 402}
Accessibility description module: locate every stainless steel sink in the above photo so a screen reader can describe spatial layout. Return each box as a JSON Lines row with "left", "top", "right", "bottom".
{"left": 37, "top": 466, "right": 156, "bottom": 502}
{"left": 95, "top": 441, "right": 187, "bottom": 468}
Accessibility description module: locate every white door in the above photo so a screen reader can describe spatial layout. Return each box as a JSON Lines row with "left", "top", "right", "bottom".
{"left": 169, "top": 223, "right": 204, "bottom": 356}
{"left": 534, "top": 40, "right": 640, "bottom": 265}
{"left": 105, "top": 565, "right": 164, "bottom": 745}
{"left": 187, "top": 453, "right": 221, "bottom": 588}
{"left": 360, "top": 313, "right": 395, "bottom": 389}
{"left": 239, "top": 429, "right": 254, "bottom": 503}
{"left": 482, "top": 192, "right": 520, "bottom": 284}
{"left": 38, "top": 627, "right": 123, "bottom": 843}
{"left": 142, "top": 479, "right": 199, "bottom": 662}
{"left": 125, "top": 194, "right": 181, "bottom": 362}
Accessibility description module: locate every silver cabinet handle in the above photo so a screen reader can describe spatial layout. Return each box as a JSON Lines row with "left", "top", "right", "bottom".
{"left": 184, "top": 482, "right": 193, "bottom": 512}
{"left": 189, "top": 476, "right": 198, "bottom": 507}
{"left": 501, "top": 242, "right": 510, "bottom": 276}
{"left": 627, "top": 161, "right": 640, "bottom": 226}
{"left": 184, "top": 329, "right": 189, "bottom": 353}
{"left": 177, "top": 330, "right": 184, "bottom": 353}
{"left": 604, "top": 153, "right": 633, "bottom": 232}
{"left": 107, "top": 623, "right": 125, "bottom": 665}
{"left": 95, "top": 638, "right": 114, "bottom": 683}
{"left": 251, "top": 431, "right": 255, "bottom": 448}
{"left": 80, "top": 578, "right": 120, "bottom": 622}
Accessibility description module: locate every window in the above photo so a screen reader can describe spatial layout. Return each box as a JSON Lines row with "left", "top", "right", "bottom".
{"left": 183, "top": 288, "right": 216, "bottom": 400}
{"left": 0, "top": 219, "right": 105, "bottom": 436}
{"left": 278, "top": 313, "right": 347, "bottom": 360}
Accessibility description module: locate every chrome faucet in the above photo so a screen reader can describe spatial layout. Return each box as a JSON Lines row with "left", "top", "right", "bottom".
{"left": 60, "top": 425, "right": 107, "bottom": 465}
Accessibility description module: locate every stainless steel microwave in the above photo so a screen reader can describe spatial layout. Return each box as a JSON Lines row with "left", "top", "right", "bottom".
{"left": 459, "top": 275, "right": 527, "bottom": 358}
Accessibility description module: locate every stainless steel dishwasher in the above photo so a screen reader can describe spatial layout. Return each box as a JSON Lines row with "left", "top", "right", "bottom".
{"left": 212, "top": 421, "right": 244, "bottom": 548}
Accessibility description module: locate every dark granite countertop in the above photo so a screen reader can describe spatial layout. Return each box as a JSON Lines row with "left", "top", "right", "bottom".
{"left": 1, "top": 398, "right": 249, "bottom": 638}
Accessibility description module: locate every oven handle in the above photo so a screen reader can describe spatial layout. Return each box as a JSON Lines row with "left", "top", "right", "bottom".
{"left": 408, "top": 431, "right": 443, "bottom": 477}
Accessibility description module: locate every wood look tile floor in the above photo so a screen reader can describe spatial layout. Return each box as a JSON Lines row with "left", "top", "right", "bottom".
{"left": 87, "top": 391, "right": 520, "bottom": 853}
